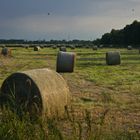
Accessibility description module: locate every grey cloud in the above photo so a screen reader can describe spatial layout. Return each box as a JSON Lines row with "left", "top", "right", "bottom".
{"left": 0, "top": 0, "right": 139, "bottom": 40}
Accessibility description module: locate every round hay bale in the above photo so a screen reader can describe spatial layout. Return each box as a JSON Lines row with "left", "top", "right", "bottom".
{"left": 40, "top": 45, "right": 44, "bottom": 49}
{"left": 85, "top": 45, "right": 90, "bottom": 48}
{"left": 92, "top": 46, "right": 98, "bottom": 50}
{"left": 127, "top": 45, "right": 132, "bottom": 50}
{"left": 106, "top": 51, "right": 121, "bottom": 65}
{"left": 70, "top": 45, "right": 75, "bottom": 49}
{"left": 56, "top": 51, "right": 76, "bottom": 72}
{"left": 29, "top": 44, "right": 35, "bottom": 48}
{"left": 34, "top": 46, "right": 40, "bottom": 51}
{"left": 57, "top": 44, "right": 61, "bottom": 48}
{"left": 52, "top": 45, "right": 57, "bottom": 49}
{"left": 1, "top": 47, "right": 11, "bottom": 56}
{"left": 99, "top": 45, "right": 103, "bottom": 48}
{"left": 0, "top": 68, "right": 71, "bottom": 117}
{"left": 0, "top": 44, "right": 6, "bottom": 48}
{"left": 75, "top": 45, "right": 81, "bottom": 48}
{"left": 47, "top": 44, "right": 52, "bottom": 48}
{"left": 59, "top": 47, "right": 67, "bottom": 52}
{"left": 25, "top": 45, "right": 29, "bottom": 49}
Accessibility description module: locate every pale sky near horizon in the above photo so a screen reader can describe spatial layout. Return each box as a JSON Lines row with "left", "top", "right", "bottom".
{"left": 0, "top": 0, "right": 139, "bottom": 40}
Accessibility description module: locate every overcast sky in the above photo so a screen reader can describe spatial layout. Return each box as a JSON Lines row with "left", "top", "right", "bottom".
{"left": 0, "top": 0, "right": 139, "bottom": 40}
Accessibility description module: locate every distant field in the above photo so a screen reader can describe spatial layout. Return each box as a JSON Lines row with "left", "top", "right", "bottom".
{"left": 0, "top": 47, "right": 140, "bottom": 139}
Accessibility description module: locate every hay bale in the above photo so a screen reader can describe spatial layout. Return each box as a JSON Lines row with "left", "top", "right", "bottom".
{"left": 85, "top": 45, "right": 90, "bottom": 48}
{"left": 57, "top": 44, "right": 61, "bottom": 48}
{"left": 70, "top": 45, "right": 75, "bottom": 49}
{"left": 25, "top": 45, "right": 29, "bottom": 49}
{"left": 34, "top": 46, "right": 40, "bottom": 51}
{"left": 52, "top": 45, "right": 57, "bottom": 49}
{"left": 40, "top": 45, "right": 44, "bottom": 49}
{"left": 0, "top": 68, "right": 71, "bottom": 117}
{"left": 1, "top": 47, "right": 11, "bottom": 56}
{"left": 106, "top": 51, "right": 121, "bottom": 65}
{"left": 29, "top": 44, "right": 35, "bottom": 48}
{"left": 75, "top": 45, "right": 81, "bottom": 48}
{"left": 59, "top": 47, "right": 67, "bottom": 52}
{"left": 92, "top": 46, "right": 98, "bottom": 50}
{"left": 127, "top": 45, "right": 132, "bottom": 50}
{"left": 99, "top": 45, "right": 103, "bottom": 48}
{"left": 56, "top": 51, "right": 76, "bottom": 72}
{"left": 0, "top": 44, "right": 6, "bottom": 48}
{"left": 48, "top": 44, "right": 52, "bottom": 48}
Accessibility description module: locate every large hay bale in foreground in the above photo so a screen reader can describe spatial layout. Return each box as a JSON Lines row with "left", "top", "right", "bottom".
{"left": 59, "top": 47, "right": 67, "bottom": 52}
{"left": 34, "top": 46, "right": 40, "bottom": 51}
{"left": 1, "top": 47, "right": 11, "bottom": 56}
{"left": 0, "top": 68, "right": 71, "bottom": 117}
{"left": 56, "top": 51, "right": 76, "bottom": 72}
{"left": 106, "top": 51, "right": 121, "bottom": 65}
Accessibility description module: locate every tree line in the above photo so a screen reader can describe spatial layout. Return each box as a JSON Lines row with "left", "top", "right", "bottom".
{"left": 1, "top": 20, "right": 140, "bottom": 47}
{"left": 0, "top": 39, "right": 92, "bottom": 45}
{"left": 93, "top": 20, "right": 140, "bottom": 46}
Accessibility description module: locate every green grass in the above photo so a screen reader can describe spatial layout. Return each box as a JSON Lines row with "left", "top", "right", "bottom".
{"left": 0, "top": 47, "right": 140, "bottom": 139}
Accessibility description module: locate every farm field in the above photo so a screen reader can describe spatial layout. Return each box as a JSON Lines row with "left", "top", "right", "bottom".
{"left": 0, "top": 46, "right": 140, "bottom": 140}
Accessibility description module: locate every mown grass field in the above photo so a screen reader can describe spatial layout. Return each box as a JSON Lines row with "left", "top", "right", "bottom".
{"left": 0, "top": 46, "right": 140, "bottom": 140}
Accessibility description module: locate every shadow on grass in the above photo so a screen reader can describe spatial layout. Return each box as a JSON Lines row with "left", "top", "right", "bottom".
{"left": 121, "top": 56, "right": 140, "bottom": 61}
{"left": 77, "top": 52, "right": 101, "bottom": 56}
{"left": 77, "top": 55, "right": 140, "bottom": 67}
{"left": 121, "top": 52, "right": 139, "bottom": 55}
{"left": 77, "top": 57, "right": 105, "bottom": 61}
{"left": 77, "top": 62, "right": 105, "bottom": 67}
{"left": 27, "top": 53, "right": 57, "bottom": 56}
